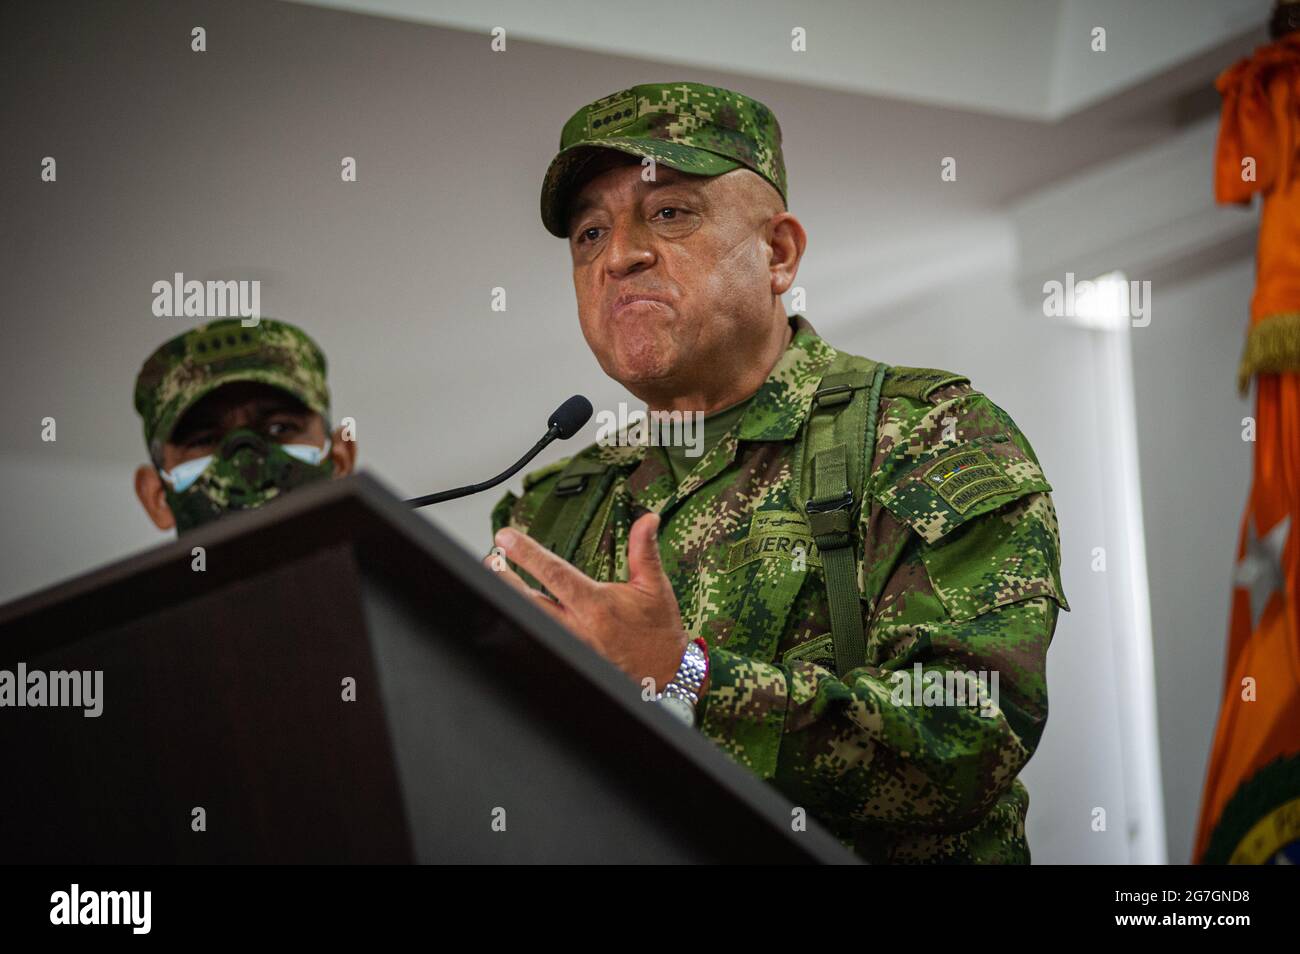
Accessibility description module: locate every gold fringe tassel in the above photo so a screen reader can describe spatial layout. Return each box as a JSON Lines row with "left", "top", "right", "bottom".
{"left": 1238, "top": 312, "right": 1300, "bottom": 394}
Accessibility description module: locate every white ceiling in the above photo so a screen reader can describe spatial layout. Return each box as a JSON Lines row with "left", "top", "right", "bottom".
{"left": 285, "top": 0, "right": 1271, "bottom": 120}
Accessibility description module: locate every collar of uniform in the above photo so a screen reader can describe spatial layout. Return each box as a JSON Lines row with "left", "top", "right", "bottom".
{"left": 614, "top": 315, "right": 836, "bottom": 515}
{"left": 589, "top": 313, "right": 834, "bottom": 475}
{"left": 590, "top": 437, "right": 647, "bottom": 468}
{"left": 735, "top": 314, "right": 838, "bottom": 442}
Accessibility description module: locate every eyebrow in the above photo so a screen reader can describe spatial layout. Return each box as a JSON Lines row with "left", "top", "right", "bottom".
{"left": 171, "top": 397, "right": 309, "bottom": 441}
{"left": 567, "top": 170, "right": 705, "bottom": 229}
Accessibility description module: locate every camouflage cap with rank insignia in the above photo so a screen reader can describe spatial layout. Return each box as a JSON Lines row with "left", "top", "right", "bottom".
{"left": 133, "top": 318, "right": 330, "bottom": 463}
{"left": 540, "top": 81, "right": 788, "bottom": 237}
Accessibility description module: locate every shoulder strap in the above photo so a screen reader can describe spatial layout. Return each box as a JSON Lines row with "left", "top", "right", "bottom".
{"left": 528, "top": 456, "right": 618, "bottom": 564}
{"left": 880, "top": 365, "right": 968, "bottom": 402}
{"left": 794, "top": 353, "right": 888, "bottom": 677}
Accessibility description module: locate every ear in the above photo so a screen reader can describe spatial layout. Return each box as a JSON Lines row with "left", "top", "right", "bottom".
{"left": 767, "top": 211, "right": 807, "bottom": 297}
{"left": 329, "top": 425, "right": 357, "bottom": 477}
{"left": 134, "top": 464, "right": 176, "bottom": 531}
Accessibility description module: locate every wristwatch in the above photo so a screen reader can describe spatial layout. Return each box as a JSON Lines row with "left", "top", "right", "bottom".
{"left": 655, "top": 638, "right": 710, "bottom": 727}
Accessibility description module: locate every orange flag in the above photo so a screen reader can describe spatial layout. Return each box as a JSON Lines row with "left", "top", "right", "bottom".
{"left": 1195, "top": 31, "right": 1300, "bottom": 864}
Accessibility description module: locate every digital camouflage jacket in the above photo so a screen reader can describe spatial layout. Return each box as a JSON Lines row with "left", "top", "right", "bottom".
{"left": 492, "top": 314, "right": 1069, "bottom": 863}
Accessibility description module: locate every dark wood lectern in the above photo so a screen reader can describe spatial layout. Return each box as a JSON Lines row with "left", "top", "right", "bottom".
{"left": 0, "top": 473, "right": 854, "bottom": 864}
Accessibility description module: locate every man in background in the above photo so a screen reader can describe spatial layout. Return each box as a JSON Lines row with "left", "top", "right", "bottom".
{"left": 133, "top": 318, "right": 355, "bottom": 534}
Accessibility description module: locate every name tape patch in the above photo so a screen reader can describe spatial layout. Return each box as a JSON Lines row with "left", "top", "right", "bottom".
{"left": 726, "top": 510, "right": 822, "bottom": 572}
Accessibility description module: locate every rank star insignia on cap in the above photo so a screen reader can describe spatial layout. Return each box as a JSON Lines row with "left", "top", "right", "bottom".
{"left": 540, "top": 81, "right": 788, "bottom": 237}
{"left": 133, "top": 318, "right": 330, "bottom": 463}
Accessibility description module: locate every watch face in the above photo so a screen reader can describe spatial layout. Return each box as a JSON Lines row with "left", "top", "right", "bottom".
{"left": 657, "top": 694, "right": 696, "bottom": 727}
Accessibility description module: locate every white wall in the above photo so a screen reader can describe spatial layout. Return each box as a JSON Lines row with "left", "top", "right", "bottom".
{"left": 1128, "top": 258, "right": 1254, "bottom": 864}
{"left": 830, "top": 257, "right": 1147, "bottom": 863}
{"left": 1006, "top": 113, "right": 1260, "bottom": 863}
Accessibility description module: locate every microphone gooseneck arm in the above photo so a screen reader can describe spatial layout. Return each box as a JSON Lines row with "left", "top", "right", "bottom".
{"left": 406, "top": 395, "right": 592, "bottom": 509}
{"left": 406, "top": 426, "right": 560, "bottom": 509}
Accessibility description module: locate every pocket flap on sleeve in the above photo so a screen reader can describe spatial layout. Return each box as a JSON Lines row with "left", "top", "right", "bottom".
{"left": 874, "top": 435, "right": 1052, "bottom": 545}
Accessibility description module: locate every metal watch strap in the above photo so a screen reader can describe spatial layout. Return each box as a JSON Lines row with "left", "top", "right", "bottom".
{"left": 658, "top": 638, "right": 709, "bottom": 707}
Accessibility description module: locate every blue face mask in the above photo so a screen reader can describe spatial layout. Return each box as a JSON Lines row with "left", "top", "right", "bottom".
{"left": 160, "top": 436, "right": 332, "bottom": 492}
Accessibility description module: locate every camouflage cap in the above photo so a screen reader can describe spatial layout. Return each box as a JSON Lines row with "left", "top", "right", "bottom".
{"left": 540, "top": 81, "right": 787, "bottom": 237}
{"left": 133, "top": 318, "right": 330, "bottom": 462}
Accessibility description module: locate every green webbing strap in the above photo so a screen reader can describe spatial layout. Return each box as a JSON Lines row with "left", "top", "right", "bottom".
{"left": 530, "top": 458, "right": 615, "bottom": 563}
{"left": 808, "top": 449, "right": 862, "bottom": 677}
{"left": 803, "top": 360, "right": 888, "bottom": 677}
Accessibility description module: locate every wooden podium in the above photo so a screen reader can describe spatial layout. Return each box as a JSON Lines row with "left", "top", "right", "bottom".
{"left": 0, "top": 473, "right": 854, "bottom": 864}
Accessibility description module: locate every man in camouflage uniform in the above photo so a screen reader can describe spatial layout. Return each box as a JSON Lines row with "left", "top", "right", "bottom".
{"left": 133, "top": 318, "right": 355, "bottom": 534}
{"left": 487, "top": 82, "right": 1069, "bottom": 863}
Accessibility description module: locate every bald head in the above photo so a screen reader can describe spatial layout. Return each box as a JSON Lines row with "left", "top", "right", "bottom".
{"left": 717, "top": 166, "right": 788, "bottom": 231}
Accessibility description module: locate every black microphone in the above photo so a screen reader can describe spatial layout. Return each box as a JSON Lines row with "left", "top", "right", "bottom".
{"left": 406, "top": 395, "right": 593, "bottom": 508}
